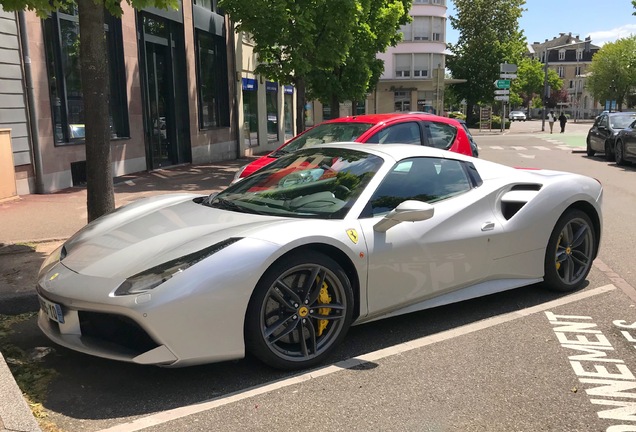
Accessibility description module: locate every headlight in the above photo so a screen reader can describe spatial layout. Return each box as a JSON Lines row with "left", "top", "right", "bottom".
{"left": 114, "top": 238, "right": 242, "bottom": 296}
{"left": 232, "top": 164, "right": 248, "bottom": 183}
{"left": 39, "top": 244, "right": 66, "bottom": 275}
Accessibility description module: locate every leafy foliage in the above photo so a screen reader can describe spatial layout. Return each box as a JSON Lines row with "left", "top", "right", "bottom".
{"left": 446, "top": 0, "right": 526, "bottom": 123}
{"left": 220, "top": 0, "right": 410, "bottom": 119}
{"left": 587, "top": 35, "right": 636, "bottom": 111}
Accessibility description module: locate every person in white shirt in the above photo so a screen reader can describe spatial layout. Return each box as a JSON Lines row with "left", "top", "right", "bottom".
{"left": 547, "top": 111, "right": 556, "bottom": 133}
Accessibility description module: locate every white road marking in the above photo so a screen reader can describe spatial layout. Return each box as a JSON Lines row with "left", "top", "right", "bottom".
{"left": 511, "top": 146, "right": 527, "bottom": 151}
{"left": 519, "top": 153, "right": 536, "bottom": 159}
{"left": 96, "top": 284, "right": 617, "bottom": 432}
{"left": 489, "top": 146, "right": 504, "bottom": 150}
{"left": 534, "top": 146, "right": 551, "bottom": 151}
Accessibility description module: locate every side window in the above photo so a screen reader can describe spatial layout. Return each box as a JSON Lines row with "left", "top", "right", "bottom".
{"left": 600, "top": 116, "right": 609, "bottom": 128}
{"left": 366, "top": 122, "right": 421, "bottom": 145}
{"left": 423, "top": 122, "right": 457, "bottom": 149}
{"left": 368, "top": 157, "right": 472, "bottom": 216}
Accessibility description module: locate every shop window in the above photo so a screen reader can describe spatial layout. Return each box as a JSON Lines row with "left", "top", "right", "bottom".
{"left": 284, "top": 86, "right": 294, "bottom": 140}
{"left": 43, "top": 5, "right": 128, "bottom": 145}
{"left": 266, "top": 81, "right": 279, "bottom": 142}
{"left": 242, "top": 78, "right": 258, "bottom": 147}
{"left": 196, "top": 30, "right": 230, "bottom": 128}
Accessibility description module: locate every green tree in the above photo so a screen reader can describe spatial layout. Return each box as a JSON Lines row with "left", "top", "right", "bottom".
{"left": 633, "top": 0, "right": 635, "bottom": 14}
{"left": 446, "top": 0, "right": 526, "bottom": 125}
{"left": 1, "top": 0, "right": 178, "bottom": 221}
{"left": 587, "top": 35, "right": 636, "bottom": 111}
{"left": 219, "top": 0, "right": 359, "bottom": 132}
{"left": 306, "top": 0, "right": 410, "bottom": 117}
{"left": 220, "top": 0, "right": 409, "bottom": 125}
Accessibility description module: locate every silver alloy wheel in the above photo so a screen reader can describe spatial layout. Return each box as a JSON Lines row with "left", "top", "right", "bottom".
{"left": 259, "top": 263, "right": 347, "bottom": 363}
{"left": 554, "top": 217, "right": 594, "bottom": 287}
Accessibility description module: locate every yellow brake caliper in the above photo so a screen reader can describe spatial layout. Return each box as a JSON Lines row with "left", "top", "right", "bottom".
{"left": 556, "top": 233, "right": 563, "bottom": 270}
{"left": 317, "top": 281, "right": 332, "bottom": 336}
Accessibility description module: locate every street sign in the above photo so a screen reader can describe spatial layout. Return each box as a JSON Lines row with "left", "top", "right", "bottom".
{"left": 500, "top": 73, "right": 518, "bottom": 79}
{"left": 494, "top": 95, "right": 510, "bottom": 101}
{"left": 494, "top": 89, "right": 510, "bottom": 95}
{"left": 500, "top": 63, "right": 518, "bottom": 73}
{"left": 494, "top": 79, "right": 511, "bottom": 89}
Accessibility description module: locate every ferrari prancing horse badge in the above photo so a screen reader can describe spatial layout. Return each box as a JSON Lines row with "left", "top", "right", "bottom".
{"left": 346, "top": 229, "right": 359, "bottom": 244}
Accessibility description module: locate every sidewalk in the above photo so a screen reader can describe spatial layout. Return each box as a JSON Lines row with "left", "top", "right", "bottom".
{"left": 0, "top": 157, "right": 253, "bottom": 432}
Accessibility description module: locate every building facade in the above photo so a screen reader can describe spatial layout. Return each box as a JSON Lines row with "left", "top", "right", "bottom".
{"left": 367, "top": 0, "right": 450, "bottom": 115}
{"left": 2, "top": 0, "right": 240, "bottom": 196}
{"left": 529, "top": 33, "right": 602, "bottom": 119}
{"left": 233, "top": 30, "right": 295, "bottom": 157}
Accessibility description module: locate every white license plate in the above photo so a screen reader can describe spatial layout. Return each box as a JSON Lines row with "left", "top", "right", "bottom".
{"left": 39, "top": 295, "right": 65, "bottom": 324}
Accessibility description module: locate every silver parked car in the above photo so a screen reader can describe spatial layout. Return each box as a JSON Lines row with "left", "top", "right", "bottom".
{"left": 37, "top": 144, "right": 602, "bottom": 370}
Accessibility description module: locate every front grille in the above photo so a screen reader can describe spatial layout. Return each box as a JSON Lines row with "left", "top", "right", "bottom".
{"left": 78, "top": 311, "right": 159, "bottom": 354}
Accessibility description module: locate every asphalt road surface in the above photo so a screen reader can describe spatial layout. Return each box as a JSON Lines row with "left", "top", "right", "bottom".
{"left": 8, "top": 121, "right": 636, "bottom": 432}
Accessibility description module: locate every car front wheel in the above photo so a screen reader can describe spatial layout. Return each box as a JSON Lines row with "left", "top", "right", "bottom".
{"left": 544, "top": 209, "right": 596, "bottom": 292}
{"left": 586, "top": 137, "right": 595, "bottom": 157}
{"left": 604, "top": 140, "right": 614, "bottom": 161}
{"left": 615, "top": 140, "right": 627, "bottom": 166}
{"left": 245, "top": 251, "right": 354, "bottom": 370}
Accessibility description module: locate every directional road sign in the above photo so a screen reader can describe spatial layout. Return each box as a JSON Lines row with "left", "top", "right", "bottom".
{"left": 494, "top": 95, "right": 510, "bottom": 101}
{"left": 494, "top": 89, "right": 510, "bottom": 95}
{"left": 494, "top": 79, "right": 511, "bottom": 89}
{"left": 500, "top": 63, "right": 518, "bottom": 73}
{"left": 500, "top": 73, "right": 518, "bottom": 79}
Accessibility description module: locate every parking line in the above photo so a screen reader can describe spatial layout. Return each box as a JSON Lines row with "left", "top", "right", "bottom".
{"left": 96, "top": 284, "right": 617, "bottom": 432}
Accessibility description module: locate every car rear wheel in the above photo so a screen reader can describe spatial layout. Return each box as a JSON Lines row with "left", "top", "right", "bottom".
{"left": 615, "top": 140, "right": 627, "bottom": 166}
{"left": 586, "top": 137, "right": 595, "bottom": 157}
{"left": 245, "top": 251, "right": 353, "bottom": 370}
{"left": 604, "top": 140, "right": 614, "bottom": 161}
{"left": 544, "top": 209, "right": 596, "bottom": 292}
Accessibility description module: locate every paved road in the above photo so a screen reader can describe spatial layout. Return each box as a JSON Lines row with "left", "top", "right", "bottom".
{"left": 10, "top": 124, "right": 636, "bottom": 432}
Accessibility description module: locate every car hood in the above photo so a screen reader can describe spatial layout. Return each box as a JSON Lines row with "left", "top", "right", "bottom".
{"left": 61, "top": 194, "right": 282, "bottom": 279}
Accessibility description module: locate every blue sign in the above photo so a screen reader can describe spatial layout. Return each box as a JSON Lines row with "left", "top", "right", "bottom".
{"left": 284, "top": 85, "right": 294, "bottom": 95}
{"left": 605, "top": 100, "right": 617, "bottom": 110}
{"left": 266, "top": 81, "right": 278, "bottom": 92}
{"left": 242, "top": 78, "right": 257, "bottom": 91}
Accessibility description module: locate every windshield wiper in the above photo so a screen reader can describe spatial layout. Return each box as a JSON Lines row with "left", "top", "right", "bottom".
{"left": 270, "top": 149, "right": 292, "bottom": 158}
{"left": 208, "top": 197, "right": 269, "bottom": 215}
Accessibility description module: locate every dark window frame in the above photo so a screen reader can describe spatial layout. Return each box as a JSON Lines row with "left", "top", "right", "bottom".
{"left": 194, "top": 29, "right": 230, "bottom": 129}
{"left": 42, "top": 7, "right": 129, "bottom": 146}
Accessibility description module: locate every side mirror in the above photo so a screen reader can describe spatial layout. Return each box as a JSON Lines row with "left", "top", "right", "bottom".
{"left": 373, "top": 200, "right": 434, "bottom": 233}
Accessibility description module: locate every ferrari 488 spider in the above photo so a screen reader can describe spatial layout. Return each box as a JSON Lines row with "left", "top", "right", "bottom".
{"left": 37, "top": 144, "right": 602, "bottom": 370}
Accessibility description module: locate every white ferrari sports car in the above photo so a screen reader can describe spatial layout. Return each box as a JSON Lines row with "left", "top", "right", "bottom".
{"left": 37, "top": 144, "right": 602, "bottom": 370}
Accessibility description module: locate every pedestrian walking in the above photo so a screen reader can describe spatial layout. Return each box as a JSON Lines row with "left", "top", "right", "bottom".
{"left": 559, "top": 112, "right": 567, "bottom": 133}
{"left": 547, "top": 111, "right": 556, "bottom": 133}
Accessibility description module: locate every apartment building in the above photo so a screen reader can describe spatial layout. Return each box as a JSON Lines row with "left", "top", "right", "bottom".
{"left": 367, "top": 0, "right": 460, "bottom": 115}
{"left": 529, "top": 33, "right": 602, "bottom": 119}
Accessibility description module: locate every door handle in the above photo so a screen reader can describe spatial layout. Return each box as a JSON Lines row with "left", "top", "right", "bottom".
{"left": 481, "top": 222, "right": 495, "bottom": 231}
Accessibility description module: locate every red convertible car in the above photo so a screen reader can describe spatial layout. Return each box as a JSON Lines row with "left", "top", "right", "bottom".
{"left": 233, "top": 113, "right": 475, "bottom": 182}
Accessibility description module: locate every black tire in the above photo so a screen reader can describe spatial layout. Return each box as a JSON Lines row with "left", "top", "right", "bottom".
{"left": 615, "top": 140, "right": 627, "bottom": 166}
{"left": 586, "top": 138, "right": 595, "bottom": 157}
{"left": 604, "top": 140, "right": 614, "bottom": 161}
{"left": 245, "top": 251, "right": 354, "bottom": 370}
{"left": 544, "top": 209, "right": 596, "bottom": 292}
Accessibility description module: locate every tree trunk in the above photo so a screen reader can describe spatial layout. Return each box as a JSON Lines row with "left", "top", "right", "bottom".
{"left": 78, "top": 0, "right": 114, "bottom": 222}
{"left": 466, "top": 101, "right": 476, "bottom": 126}
{"left": 330, "top": 94, "right": 340, "bottom": 119}
{"left": 295, "top": 78, "right": 306, "bottom": 133}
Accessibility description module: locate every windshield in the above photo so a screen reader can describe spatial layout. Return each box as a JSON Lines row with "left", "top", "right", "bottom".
{"left": 280, "top": 122, "right": 374, "bottom": 154}
{"left": 610, "top": 114, "right": 636, "bottom": 129}
{"left": 205, "top": 148, "right": 384, "bottom": 219}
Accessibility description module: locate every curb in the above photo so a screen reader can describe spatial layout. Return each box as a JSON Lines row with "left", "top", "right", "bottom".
{"left": 0, "top": 352, "right": 42, "bottom": 432}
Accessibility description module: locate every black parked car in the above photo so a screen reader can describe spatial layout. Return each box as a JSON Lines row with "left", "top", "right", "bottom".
{"left": 586, "top": 112, "right": 636, "bottom": 160}
{"left": 615, "top": 118, "right": 636, "bottom": 166}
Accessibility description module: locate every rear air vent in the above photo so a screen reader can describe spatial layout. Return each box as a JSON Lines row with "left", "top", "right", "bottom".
{"left": 510, "top": 184, "right": 542, "bottom": 191}
{"left": 500, "top": 187, "right": 541, "bottom": 220}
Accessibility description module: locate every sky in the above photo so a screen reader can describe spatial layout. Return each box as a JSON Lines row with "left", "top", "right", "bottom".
{"left": 446, "top": 0, "right": 636, "bottom": 47}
